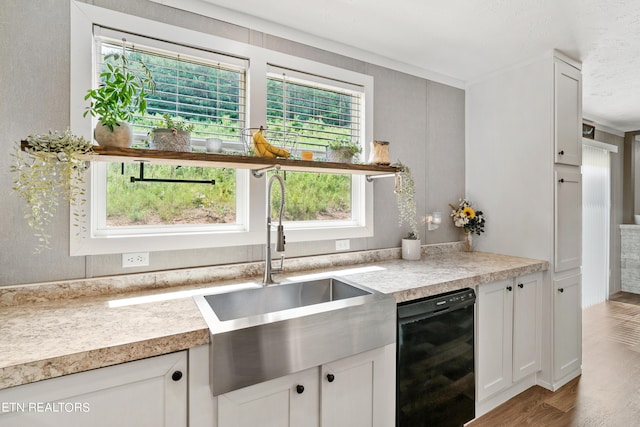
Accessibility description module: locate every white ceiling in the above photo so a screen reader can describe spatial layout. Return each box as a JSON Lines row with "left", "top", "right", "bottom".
{"left": 174, "top": 0, "right": 640, "bottom": 132}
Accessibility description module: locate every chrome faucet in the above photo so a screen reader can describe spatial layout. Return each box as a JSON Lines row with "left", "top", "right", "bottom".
{"left": 263, "top": 173, "right": 286, "bottom": 285}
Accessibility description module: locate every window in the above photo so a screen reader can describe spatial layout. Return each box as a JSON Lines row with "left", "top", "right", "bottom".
{"left": 266, "top": 68, "right": 362, "bottom": 159}
{"left": 105, "top": 163, "right": 236, "bottom": 226}
{"left": 266, "top": 68, "right": 363, "bottom": 224}
{"left": 70, "top": 2, "right": 373, "bottom": 255}
{"left": 95, "top": 29, "right": 246, "bottom": 230}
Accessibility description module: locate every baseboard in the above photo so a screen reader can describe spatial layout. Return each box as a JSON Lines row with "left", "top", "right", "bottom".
{"left": 475, "top": 374, "right": 537, "bottom": 418}
{"left": 549, "top": 368, "right": 582, "bottom": 391}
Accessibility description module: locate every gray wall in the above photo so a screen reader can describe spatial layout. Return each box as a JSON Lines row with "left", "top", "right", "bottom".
{"left": 0, "top": 0, "right": 465, "bottom": 286}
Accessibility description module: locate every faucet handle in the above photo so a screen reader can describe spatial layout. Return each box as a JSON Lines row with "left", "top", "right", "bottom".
{"left": 276, "top": 224, "right": 285, "bottom": 252}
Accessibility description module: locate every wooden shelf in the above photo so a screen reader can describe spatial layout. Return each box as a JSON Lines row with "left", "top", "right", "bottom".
{"left": 20, "top": 142, "right": 398, "bottom": 177}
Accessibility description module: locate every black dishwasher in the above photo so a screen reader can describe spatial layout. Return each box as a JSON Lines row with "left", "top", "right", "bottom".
{"left": 397, "top": 288, "right": 476, "bottom": 427}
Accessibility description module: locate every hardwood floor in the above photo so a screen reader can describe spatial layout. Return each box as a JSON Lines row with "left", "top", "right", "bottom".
{"left": 469, "top": 292, "right": 640, "bottom": 427}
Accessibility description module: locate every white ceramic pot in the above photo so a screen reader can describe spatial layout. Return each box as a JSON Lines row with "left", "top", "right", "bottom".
{"left": 401, "top": 238, "right": 421, "bottom": 260}
{"left": 206, "top": 138, "right": 223, "bottom": 153}
{"left": 93, "top": 121, "right": 132, "bottom": 147}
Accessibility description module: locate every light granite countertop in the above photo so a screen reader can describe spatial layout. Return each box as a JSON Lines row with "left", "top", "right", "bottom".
{"left": 0, "top": 246, "right": 547, "bottom": 391}
{"left": 334, "top": 251, "right": 547, "bottom": 303}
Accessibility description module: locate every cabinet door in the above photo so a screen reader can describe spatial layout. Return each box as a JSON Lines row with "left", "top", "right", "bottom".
{"left": 0, "top": 351, "right": 187, "bottom": 427}
{"left": 512, "top": 273, "right": 542, "bottom": 381}
{"left": 554, "top": 59, "right": 582, "bottom": 166}
{"left": 476, "top": 279, "right": 513, "bottom": 401}
{"left": 554, "top": 274, "right": 582, "bottom": 382}
{"left": 217, "top": 367, "right": 320, "bottom": 427}
{"left": 555, "top": 169, "right": 582, "bottom": 272}
{"left": 320, "top": 345, "right": 394, "bottom": 427}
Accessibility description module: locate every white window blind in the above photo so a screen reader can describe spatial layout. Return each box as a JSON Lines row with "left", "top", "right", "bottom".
{"left": 91, "top": 27, "right": 250, "bottom": 235}
{"left": 266, "top": 65, "right": 363, "bottom": 158}
{"left": 95, "top": 27, "right": 247, "bottom": 144}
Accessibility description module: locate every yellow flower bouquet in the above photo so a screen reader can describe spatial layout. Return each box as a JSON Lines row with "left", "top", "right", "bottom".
{"left": 449, "top": 199, "right": 486, "bottom": 235}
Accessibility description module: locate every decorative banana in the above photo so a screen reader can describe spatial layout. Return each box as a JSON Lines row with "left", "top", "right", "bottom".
{"left": 252, "top": 129, "right": 290, "bottom": 158}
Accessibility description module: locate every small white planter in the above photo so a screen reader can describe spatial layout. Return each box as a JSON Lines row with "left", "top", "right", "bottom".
{"left": 327, "top": 147, "right": 356, "bottom": 163}
{"left": 401, "top": 238, "right": 421, "bottom": 260}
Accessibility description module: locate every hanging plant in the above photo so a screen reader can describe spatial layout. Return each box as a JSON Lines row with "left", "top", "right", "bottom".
{"left": 393, "top": 160, "right": 419, "bottom": 240}
{"left": 10, "top": 130, "right": 94, "bottom": 252}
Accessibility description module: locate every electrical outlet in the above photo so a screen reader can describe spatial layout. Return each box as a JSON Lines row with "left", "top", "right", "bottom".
{"left": 335, "top": 239, "right": 350, "bottom": 251}
{"left": 122, "top": 252, "right": 150, "bottom": 268}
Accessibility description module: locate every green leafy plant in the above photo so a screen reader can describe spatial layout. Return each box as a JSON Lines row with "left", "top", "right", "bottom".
{"left": 149, "top": 113, "right": 194, "bottom": 152}
{"left": 84, "top": 49, "right": 156, "bottom": 131}
{"left": 10, "top": 130, "right": 94, "bottom": 252}
{"left": 150, "top": 113, "right": 195, "bottom": 134}
{"left": 393, "top": 161, "right": 419, "bottom": 240}
{"left": 328, "top": 138, "right": 362, "bottom": 158}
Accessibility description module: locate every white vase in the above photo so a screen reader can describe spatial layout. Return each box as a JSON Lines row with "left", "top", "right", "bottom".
{"left": 402, "top": 238, "right": 421, "bottom": 260}
{"left": 206, "top": 138, "right": 223, "bottom": 153}
{"left": 93, "top": 121, "right": 132, "bottom": 147}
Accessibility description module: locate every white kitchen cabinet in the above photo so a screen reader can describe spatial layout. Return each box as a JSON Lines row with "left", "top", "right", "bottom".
{"left": 0, "top": 351, "right": 187, "bottom": 427}
{"left": 553, "top": 274, "right": 582, "bottom": 382}
{"left": 554, "top": 59, "right": 583, "bottom": 166}
{"left": 477, "top": 279, "right": 513, "bottom": 402}
{"left": 321, "top": 346, "right": 394, "bottom": 427}
{"left": 467, "top": 50, "right": 582, "bottom": 394}
{"left": 555, "top": 169, "right": 582, "bottom": 273}
{"left": 512, "top": 273, "right": 543, "bottom": 381}
{"left": 217, "top": 367, "right": 320, "bottom": 427}
{"left": 477, "top": 274, "right": 542, "bottom": 403}
{"left": 216, "top": 344, "right": 395, "bottom": 427}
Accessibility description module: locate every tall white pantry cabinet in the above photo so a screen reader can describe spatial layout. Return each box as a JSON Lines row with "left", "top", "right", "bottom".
{"left": 467, "top": 51, "right": 582, "bottom": 395}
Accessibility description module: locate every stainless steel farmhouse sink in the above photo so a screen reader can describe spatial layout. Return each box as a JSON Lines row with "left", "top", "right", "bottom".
{"left": 205, "top": 277, "right": 372, "bottom": 321}
{"left": 194, "top": 277, "right": 396, "bottom": 395}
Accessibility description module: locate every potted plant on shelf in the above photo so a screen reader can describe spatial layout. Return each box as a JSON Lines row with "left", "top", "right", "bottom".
{"left": 84, "top": 48, "right": 155, "bottom": 148}
{"left": 449, "top": 198, "right": 486, "bottom": 251}
{"left": 150, "top": 113, "right": 195, "bottom": 152}
{"left": 394, "top": 161, "right": 421, "bottom": 260}
{"left": 10, "top": 130, "right": 94, "bottom": 252}
{"left": 327, "top": 138, "right": 362, "bottom": 163}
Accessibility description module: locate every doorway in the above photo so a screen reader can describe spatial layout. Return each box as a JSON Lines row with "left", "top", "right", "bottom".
{"left": 582, "top": 140, "right": 617, "bottom": 307}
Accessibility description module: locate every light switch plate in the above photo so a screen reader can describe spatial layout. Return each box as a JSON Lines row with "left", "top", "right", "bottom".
{"left": 122, "top": 252, "right": 150, "bottom": 268}
{"left": 335, "top": 239, "right": 350, "bottom": 251}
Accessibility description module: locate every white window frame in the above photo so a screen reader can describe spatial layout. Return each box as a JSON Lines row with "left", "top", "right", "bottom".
{"left": 70, "top": 1, "right": 373, "bottom": 256}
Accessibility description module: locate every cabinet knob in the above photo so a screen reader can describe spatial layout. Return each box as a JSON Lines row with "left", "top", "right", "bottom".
{"left": 558, "top": 150, "right": 565, "bottom": 155}
{"left": 296, "top": 385, "right": 305, "bottom": 394}
{"left": 518, "top": 283, "right": 524, "bottom": 289}
{"left": 559, "top": 178, "right": 565, "bottom": 183}
{"left": 326, "top": 373, "right": 335, "bottom": 383}
{"left": 171, "top": 371, "right": 183, "bottom": 382}
{"left": 558, "top": 288, "right": 564, "bottom": 293}
{"left": 506, "top": 286, "right": 513, "bottom": 292}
